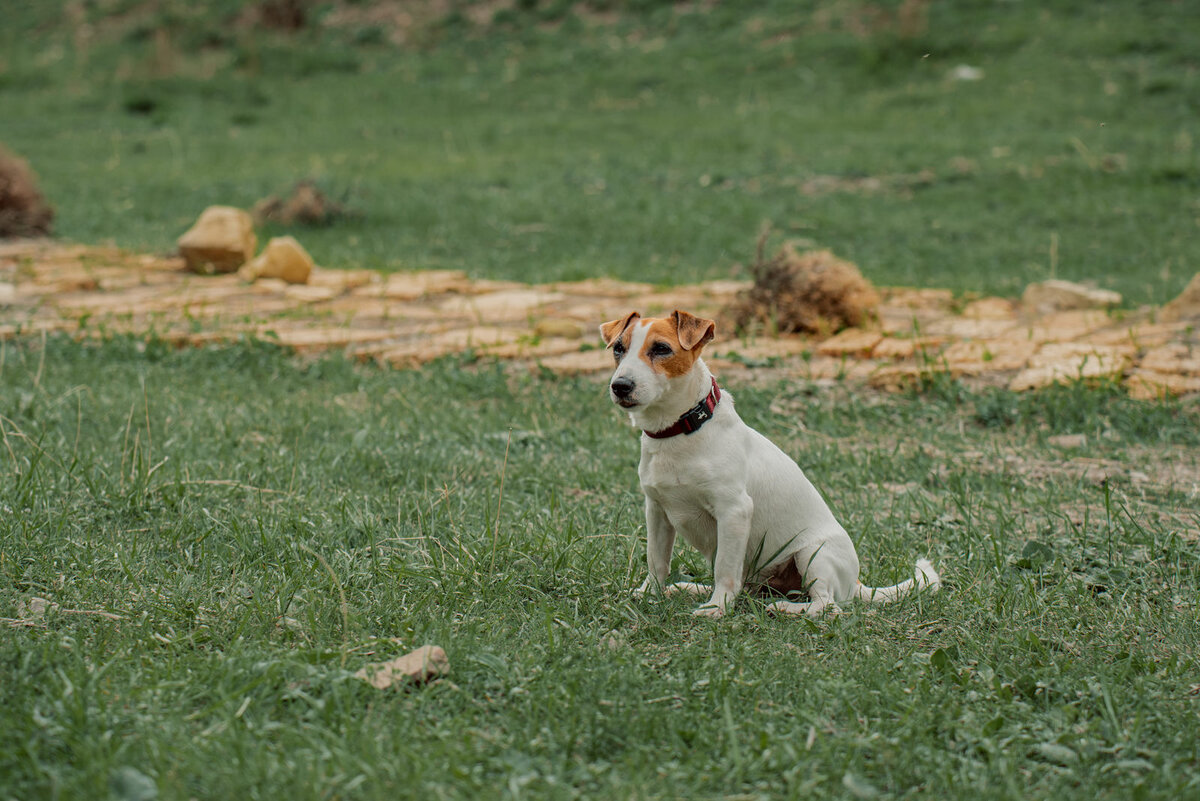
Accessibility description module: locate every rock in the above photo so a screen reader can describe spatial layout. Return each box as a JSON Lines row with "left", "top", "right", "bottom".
{"left": 239, "top": 235, "right": 314, "bottom": 284}
{"left": 533, "top": 318, "right": 584, "bottom": 339}
{"left": 177, "top": 206, "right": 256, "bottom": 274}
{"left": 1022, "top": 279, "right": 1121, "bottom": 313}
{"left": 1047, "top": 434, "right": 1087, "bottom": 449}
{"left": 355, "top": 644, "right": 448, "bottom": 689}
{"left": 1161, "top": 273, "right": 1200, "bottom": 322}
{"left": 815, "top": 328, "right": 883, "bottom": 358}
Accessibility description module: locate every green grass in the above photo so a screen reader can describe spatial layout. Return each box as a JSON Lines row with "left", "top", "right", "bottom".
{"left": 2, "top": 336, "right": 1199, "bottom": 799}
{"left": 1, "top": 0, "right": 1198, "bottom": 302}
{"left": 4, "top": 3, "right": 1200, "bottom": 798}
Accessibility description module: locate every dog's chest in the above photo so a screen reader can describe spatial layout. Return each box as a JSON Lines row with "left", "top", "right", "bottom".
{"left": 638, "top": 447, "right": 719, "bottom": 517}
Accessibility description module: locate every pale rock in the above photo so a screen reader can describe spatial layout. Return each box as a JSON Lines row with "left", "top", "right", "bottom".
{"left": 815, "top": 328, "right": 883, "bottom": 358}
{"left": 533, "top": 318, "right": 584, "bottom": 339}
{"left": 177, "top": 206, "right": 257, "bottom": 274}
{"left": 1161, "top": 272, "right": 1200, "bottom": 322}
{"left": 1047, "top": 433, "right": 1087, "bottom": 449}
{"left": 355, "top": 644, "right": 448, "bottom": 688}
{"left": 1022, "top": 279, "right": 1122, "bottom": 312}
{"left": 239, "top": 236, "right": 314, "bottom": 284}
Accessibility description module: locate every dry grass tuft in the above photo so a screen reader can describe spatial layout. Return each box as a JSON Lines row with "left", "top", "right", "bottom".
{"left": 0, "top": 145, "right": 54, "bottom": 238}
{"left": 253, "top": 180, "right": 351, "bottom": 227}
{"left": 727, "top": 233, "right": 879, "bottom": 335}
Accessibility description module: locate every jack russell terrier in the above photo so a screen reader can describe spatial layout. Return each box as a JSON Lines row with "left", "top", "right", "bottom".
{"left": 601, "top": 309, "right": 940, "bottom": 618}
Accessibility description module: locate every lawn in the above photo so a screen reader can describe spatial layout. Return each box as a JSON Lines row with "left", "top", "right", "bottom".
{"left": 2, "top": 337, "right": 1199, "bottom": 799}
{"left": 1, "top": 0, "right": 1197, "bottom": 302}
{"left": 3, "top": 1, "right": 1200, "bottom": 799}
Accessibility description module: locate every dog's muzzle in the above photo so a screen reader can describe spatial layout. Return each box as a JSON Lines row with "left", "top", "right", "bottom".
{"left": 610, "top": 377, "right": 637, "bottom": 407}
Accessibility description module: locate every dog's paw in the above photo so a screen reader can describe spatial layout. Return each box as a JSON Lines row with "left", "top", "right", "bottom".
{"left": 664, "top": 581, "right": 711, "bottom": 598}
{"left": 692, "top": 603, "right": 727, "bottom": 619}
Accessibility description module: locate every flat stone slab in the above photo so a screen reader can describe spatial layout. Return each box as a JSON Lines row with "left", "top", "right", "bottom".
{"left": 2, "top": 240, "right": 1199, "bottom": 398}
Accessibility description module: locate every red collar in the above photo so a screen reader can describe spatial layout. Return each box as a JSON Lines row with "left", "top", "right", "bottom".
{"left": 644, "top": 378, "right": 722, "bottom": 439}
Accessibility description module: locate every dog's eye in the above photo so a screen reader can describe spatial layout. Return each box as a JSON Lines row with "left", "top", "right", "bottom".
{"left": 612, "top": 342, "right": 626, "bottom": 359}
{"left": 650, "top": 342, "right": 673, "bottom": 358}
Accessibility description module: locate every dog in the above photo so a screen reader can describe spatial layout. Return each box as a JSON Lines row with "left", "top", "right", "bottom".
{"left": 600, "top": 309, "right": 940, "bottom": 618}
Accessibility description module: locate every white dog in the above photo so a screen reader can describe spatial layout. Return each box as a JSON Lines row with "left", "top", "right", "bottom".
{"left": 601, "top": 309, "right": 940, "bottom": 618}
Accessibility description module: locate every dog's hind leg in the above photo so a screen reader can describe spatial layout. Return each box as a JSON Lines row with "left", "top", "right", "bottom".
{"left": 765, "top": 583, "right": 842, "bottom": 619}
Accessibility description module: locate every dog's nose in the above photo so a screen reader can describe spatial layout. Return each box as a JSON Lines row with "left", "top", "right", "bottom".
{"left": 611, "top": 378, "right": 635, "bottom": 398}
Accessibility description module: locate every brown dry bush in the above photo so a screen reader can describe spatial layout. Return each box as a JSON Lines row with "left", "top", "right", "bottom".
{"left": 0, "top": 145, "right": 54, "bottom": 238}
{"left": 727, "top": 235, "right": 879, "bottom": 335}
{"left": 253, "top": 180, "right": 351, "bottom": 226}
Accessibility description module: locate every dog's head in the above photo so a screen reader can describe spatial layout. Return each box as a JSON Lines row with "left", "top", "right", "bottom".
{"left": 598, "top": 310, "right": 716, "bottom": 410}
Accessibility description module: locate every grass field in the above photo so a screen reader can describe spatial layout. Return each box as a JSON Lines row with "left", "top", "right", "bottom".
{"left": 4, "top": 2, "right": 1200, "bottom": 799}
{"left": 2, "top": 337, "right": 1199, "bottom": 799}
{"left": 1, "top": 0, "right": 1198, "bottom": 302}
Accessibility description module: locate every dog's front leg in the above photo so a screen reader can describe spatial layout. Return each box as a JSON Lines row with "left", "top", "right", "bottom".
{"left": 694, "top": 494, "right": 754, "bottom": 618}
{"left": 633, "top": 496, "right": 675, "bottom": 597}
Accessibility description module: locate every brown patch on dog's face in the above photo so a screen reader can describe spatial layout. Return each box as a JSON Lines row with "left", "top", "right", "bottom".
{"left": 600, "top": 311, "right": 640, "bottom": 349}
{"left": 638, "top": 311, "right": 716, "bottom": 378}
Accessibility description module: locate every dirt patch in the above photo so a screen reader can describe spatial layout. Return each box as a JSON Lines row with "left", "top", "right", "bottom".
{"left": 727, "top": 236, "right": 879, "bottom": 335}
{"left": 0, "top": 145, "right": 54, "bottom": 238}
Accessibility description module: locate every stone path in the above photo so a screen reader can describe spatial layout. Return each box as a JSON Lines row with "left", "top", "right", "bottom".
{"left": 2, "top": 239, "right": 1198, "bottom": 399}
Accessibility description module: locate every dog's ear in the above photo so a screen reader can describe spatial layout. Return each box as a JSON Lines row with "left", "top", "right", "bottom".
{"left": 599, "top": 311, "right": 640, "bottom": 347}
{"left": 673, "top": 310, "right": 716, "bottom": 352}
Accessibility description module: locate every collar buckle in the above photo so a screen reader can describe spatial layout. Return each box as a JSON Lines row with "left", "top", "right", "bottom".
{"left": 644, "top": 378, "right": 721, "bottom": 439}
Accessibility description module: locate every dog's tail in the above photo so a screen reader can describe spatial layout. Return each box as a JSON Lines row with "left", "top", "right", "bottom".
{"left": 854, "top": 559, "right": 941, "bottom": 604}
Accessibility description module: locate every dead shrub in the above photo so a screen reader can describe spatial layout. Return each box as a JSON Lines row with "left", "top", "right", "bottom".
{"left": 0, "top": 145, "right": 54, "bottom": 238}
{"left": 253, "top": 180, "right": 351, "bottom": 226}
{"left": 727, "top": 233, "right": 879, "bottom": 335}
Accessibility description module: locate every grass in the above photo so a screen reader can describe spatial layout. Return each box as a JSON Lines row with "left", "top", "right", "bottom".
{"left": 2, "top": 336, "right": 1199, "bottom": 799}
{"left": 0, "top": 0, "right": 1197, "bottom": 302}
{"left": 3, "top": 2, "right": 1200, "bottom": 798}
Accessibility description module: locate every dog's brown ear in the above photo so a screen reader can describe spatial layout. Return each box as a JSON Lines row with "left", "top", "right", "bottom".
{"left": 673, "top": 310, "right": 716, "bottom": 352}
{"left": 599, "top": 311, "right": 640, "bottom": 347}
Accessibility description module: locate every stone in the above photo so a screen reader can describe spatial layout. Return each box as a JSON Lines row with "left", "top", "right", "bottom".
{"left": 871, "top": 336, "right": 946, "bottom": 360}
{"left": 177, "top": 206, "right": 256, "bottom": 274}
{"left": 355, "top": 644, "right": 448, "bottom": 689}
{"left": 815, "top": 328, "right": 883, "bottom": 358}
{"left": 239, "top": 235, "right": 314, "bottom": 284}
{"left": 1009, "top": 343, "right": 1133, "bottom": 391}
{"left": 868, "top": 364, "right": 942, "bottom": 392}
{"left": 440, "top": 289, "right": 567, "bottom": 323}
{"left": 533, "top": 318, "right": 584, "bottom": 339}
{"left": 1022, "top": 279, "right": 1122, "bottom": 312}
{"left": 960, "top": 297, "right": 1017, "bottom": 320}
{"left": 1047, "top": 434, "right": 1087, "bottom": 449}
{"left": 939, "top": 340, "right": 1039, "bottom": 373}
{"left": 1139, "top": 344, "right": 1200, "bottom": 375}
{"left": 1126, "top": 369, "right": 1200, "bottom": 400}
{"left": 1161, "top": 272, "right": 1200, "bottom": 322}
{"left": 374, "top": 270, "right": 473, "bottom": 300}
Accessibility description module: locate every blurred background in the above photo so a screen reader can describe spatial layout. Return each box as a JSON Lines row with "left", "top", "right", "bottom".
{"left": 1, "top": 0, "right": 1196, "bottom": 302}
